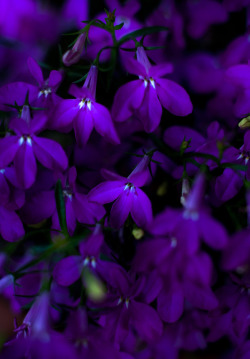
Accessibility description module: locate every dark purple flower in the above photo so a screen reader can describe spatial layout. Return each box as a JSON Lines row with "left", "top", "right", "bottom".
{"left": 20, "top": 167, "right": 105, "bottom": 235}
{"left": 152, "top": 173, "right": 228, "bottom": 251}
{"left": 53, "top": 227, "right": 105, "bottom": 287}
{"left": 186, "top": 0, "right": 228, "bottom": 39}
{"left": 64, "top": 308, "right": 121, "bottom": 359}
{"left": 98, "top": 266, "right": 163, "bottom": 345}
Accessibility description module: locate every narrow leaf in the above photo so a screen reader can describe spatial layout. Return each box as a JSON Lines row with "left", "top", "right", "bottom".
{"left": 118, "top": 26, "right": 169, "bottom": 46}
{"left": 55, "top": 179, "right": 68, "bottom": 236}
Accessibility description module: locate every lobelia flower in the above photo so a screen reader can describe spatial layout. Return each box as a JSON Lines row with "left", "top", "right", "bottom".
{"left": 20, "top": 167, "right": 105, "bottom": 235}
{"left": 112, "top": 46, "right": 193, "bottom": 133}
{"left": 88, "top": 155, "right": 153, "bottom": 229}
{"left": 0, "top": 106, "right": 68, "bottom": 189}
{"left": 5, "top": 291, "right": 51, "bottom": 347}
{"left": 64, "top": 308, "right": 121, "bottom": 359}
{"left": 151, "top": 173, "right": 228, "bottom": 252}
{"left": 0, "top": 57, "right": 62, "bottom": 118}
{"left": 27, "top": 57, "right": 63, "bottom": 109}
{"left": 53, "top": 226, "right": 107, "bottom": 287}
{"left": 208, "top": 272, "right": 250, "bottom": 343}
{"left": 98, "top": 266, "right": 163, "bottom": 346}
{"left": 54, "top": 65, "right": 120, "bottom": 146}
{"left": 133, "top": 236, "right": 218, "bottom": 323}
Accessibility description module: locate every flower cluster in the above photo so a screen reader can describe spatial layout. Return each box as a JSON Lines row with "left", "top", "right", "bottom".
{"left": 1, "top": 1, "right": 250, "bottom": 359}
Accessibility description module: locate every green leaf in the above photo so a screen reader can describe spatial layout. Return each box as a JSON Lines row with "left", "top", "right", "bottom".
{"left": 118, "top": 26, "right": 169, "bottom": 46}
{"left": 55, "top": 180, "right": 68, "bottom": 236}
{"left": 114, "top": 22, "right": 124, "bottom": 30}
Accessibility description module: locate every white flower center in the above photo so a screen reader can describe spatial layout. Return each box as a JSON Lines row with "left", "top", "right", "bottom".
{"left": 18, "top": 136, "right": 32, "bottom": 146}
{"left": 79, "top": 98, "right": 92, "bottom": 110}
{"left": 124, "top": 183, "right": 136, "bottom": 194}
{"left": 140, "top": 76, "right": 156, "bottom": 89}
{"left": 38, "top": 88, "right": 52, "bottom": 98}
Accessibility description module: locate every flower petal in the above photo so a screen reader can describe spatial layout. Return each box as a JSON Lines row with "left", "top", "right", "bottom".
{"left": 130, "top": 301, "right": 163, "bottom": 340}
{"left": 157, "top": 285, "right": 184, "bottom": 323}
{"left": 92, "top": 103, "right": 120, "bottom": 144}
{"left": 0, "top": 206, "right": 24, "bottom": 242}
{"left": 198, "top": 212, "right": 228, "bottom": 249}
{"left": 53, "top": 256, "right": 82, "bottom": 286}
{"left": 27, "top": 57, "right": 44, "bottom": 86}
{"left": 110, "top": 191, "right": 133, "bottom": 228}
{"left": 74, "top": 108, "right": 94, "bottom": 146}
{"left": 131, "top": 188, "right": 153, "bottom": 229}
{"left": 88, "top": 181, "right": 125, "bottom": 204}
{"left": 14, "top": 143, "right": 37, "bottom": 189}
{"left": 156, "top": 78, "right": 193, "bottom": 116}
{"left": 137, "top": 85, "right": 162, "bottom": 133}
{"left": 0, "top": 136, "right": 19, "bottom": 168}
{"left": 73, "top": 192, "right": 105, "bottom": 224}
{"left": 33, "top": 136, "right": 68, "bottom": 171}
{"left": 48, "top": 70, "right": 62, "bottom": 88}
{"left": 112, "top": 80, "right": 145, "bottom": 122}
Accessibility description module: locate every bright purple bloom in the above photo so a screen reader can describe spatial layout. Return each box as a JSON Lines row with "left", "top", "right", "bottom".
{"left": 0, "top": 108, "right": 68, "bottom": 189}
{"left": 88, "top": 155, "right": 153, "bottom": 229}
{"left": 27, "top": 57, "right": 62, "bottom": 108}
{"left": 54, "top": 65, "right": 120, "bottom": 146}
{"left": 112, "top": 47, "right": 193, "bottom": 132}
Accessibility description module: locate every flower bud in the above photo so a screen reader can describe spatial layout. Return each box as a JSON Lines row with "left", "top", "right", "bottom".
{"left": 62, "top": 33, "right": 87, "bottom": 67}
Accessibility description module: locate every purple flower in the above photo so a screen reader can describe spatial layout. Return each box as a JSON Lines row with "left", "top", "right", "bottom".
{"left": 98, "top": 266, "right": 163, "bottom": 345}
{"left": 27, "top": 57, "right": 62, "bottom": 108}
{"left": 186, "top": 0, "right": 228, "bottom": 39}
{"left": 53, "top": 227, "right": 105, "bottom": 286}
{"left": 152, "top": 174, "right": 228, "bottom": 252}
{"left": 88, "top": 155, "right": 153, "bottom": 229}
{"left": 64, "top": 308, "right": 121, "bottom": 359}
{"left": 54, "top": 65, "right": 120, "bottom": 146}
{"left": 112, "top": 46, "right": 193, "bottom": 132}
{"left": 0, "top": 107, "right": 68, "bottom": 188}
